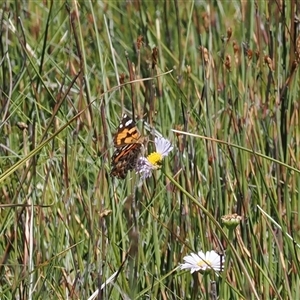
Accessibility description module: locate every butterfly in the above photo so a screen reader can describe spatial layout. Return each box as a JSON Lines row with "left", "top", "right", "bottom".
{"left": 110, "top": 114, "right": 143, "bottom": 179}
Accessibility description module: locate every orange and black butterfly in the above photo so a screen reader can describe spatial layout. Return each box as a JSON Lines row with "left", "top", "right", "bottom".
{"left": 110, "top": 114, "right": 143, "bottom": 179}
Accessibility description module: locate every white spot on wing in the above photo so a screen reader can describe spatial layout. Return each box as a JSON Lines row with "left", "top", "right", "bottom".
{"left": 125, "top": 119, "right": 133, "bottom": 127}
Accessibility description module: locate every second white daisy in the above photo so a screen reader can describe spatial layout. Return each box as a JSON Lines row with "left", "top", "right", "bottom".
{"left": 179, "top": 250, "right": 225, "bottom": 274}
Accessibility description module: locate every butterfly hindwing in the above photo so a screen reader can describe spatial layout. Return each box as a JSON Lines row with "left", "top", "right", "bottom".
{"left": 110, "top": 143, "right": 142, "bottom": 179}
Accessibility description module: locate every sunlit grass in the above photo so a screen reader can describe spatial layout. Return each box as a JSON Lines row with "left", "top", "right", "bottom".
{"left": 0, "top": 1, "right": 300, "bottom": 299}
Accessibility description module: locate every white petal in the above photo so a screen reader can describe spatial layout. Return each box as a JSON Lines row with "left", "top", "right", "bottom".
{"left": 206, "top": 250, "right": 224, "bottom": 270}
{"left": 183, "top": 254, "right": 197, "bottom": 264}
{"left": 155, "top": 137, "right": 173, "bottom": 157}
{"left": 136, "top": 157, "right": 154, "bottom": 179}
{"left": 197, "top": 251, "right": 206, "bottom": 260}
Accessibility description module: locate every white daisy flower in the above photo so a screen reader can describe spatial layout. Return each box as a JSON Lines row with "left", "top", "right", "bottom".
{"left": 180, "top": 250, "right": 225, "bottom": 274}
{"left": 136, "top": 137, "right": 173, "bottom": 179}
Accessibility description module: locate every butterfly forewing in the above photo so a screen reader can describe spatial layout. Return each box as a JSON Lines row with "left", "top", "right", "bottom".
{"left": 113, "top": 114, "right": 142, "bottom": 147}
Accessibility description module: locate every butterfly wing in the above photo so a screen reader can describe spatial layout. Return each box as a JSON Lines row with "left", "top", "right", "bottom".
{"left": 113, "top": 114, "right": 141, "bottom": 147}
{"left": 110, "top": 143, "right": 142, "bottom": 179}
{"left": 110, "top": 114, "right": 143, "bottom": 179}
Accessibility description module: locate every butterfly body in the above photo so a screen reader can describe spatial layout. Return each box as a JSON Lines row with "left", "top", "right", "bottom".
{"left": 110, "top": 114, "right": 143, "bottom": 179}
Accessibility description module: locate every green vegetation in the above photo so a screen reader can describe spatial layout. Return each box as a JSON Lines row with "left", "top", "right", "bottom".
{"left": 0, "top": 1, "right": 300, "bottom": 299}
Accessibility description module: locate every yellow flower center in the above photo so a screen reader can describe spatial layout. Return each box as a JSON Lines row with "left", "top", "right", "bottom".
{"left": 147, "top": 152, "right": 163, "bottom": 167}
{"left": 197, "top": 260, "right": 211, "bottom": 268}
